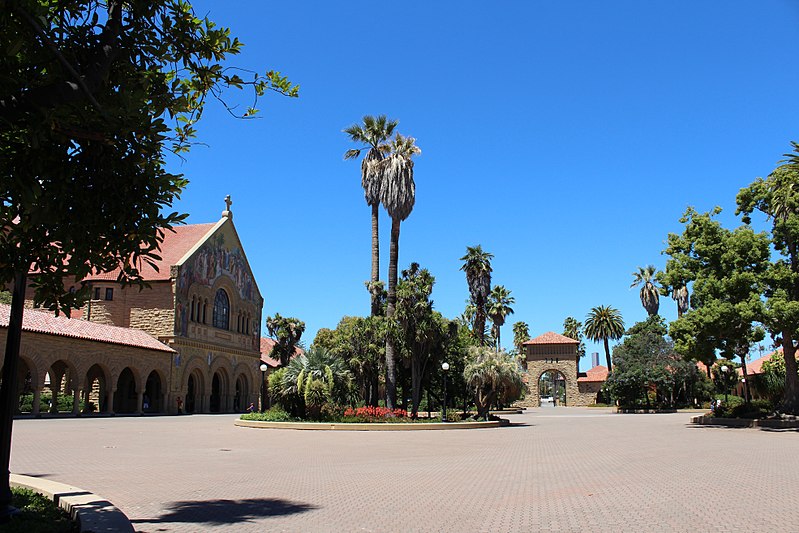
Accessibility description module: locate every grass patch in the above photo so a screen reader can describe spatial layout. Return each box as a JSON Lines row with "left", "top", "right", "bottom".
{"left": 0, "top": 487, "right": 76, "bottom": 533}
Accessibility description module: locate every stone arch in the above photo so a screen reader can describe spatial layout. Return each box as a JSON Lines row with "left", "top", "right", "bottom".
{"left": 232, "top": 361, "right": 256, "bottom": 412}
{"left": 185, "top": 368, "right": 206, "bottom": 414}
{"left": 538, "top": 369, "right": 568, "bottom": 407}
{"left": 44, "top": 358, "right": 80, "bottom": 414}
{"left": 144, "top": 369, "right": 167, "bottom": 413}
{"left": 210, "top": 367, "right": 231, "bottom": 413}
{"left": 13, "top": 355, "right": 37, "bottom": 414}
{"left": 113, "top": 367, "right": 140, "bottom": 414}
{"left": 84, "top": 362, "right": 112, "bottom": 414}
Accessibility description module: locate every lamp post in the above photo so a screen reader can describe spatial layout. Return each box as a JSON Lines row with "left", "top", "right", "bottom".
{"left": 721, "top": 365, "right": 729, "bottom": 404}
{"left": 259, "top": 363, "right": 268, "bottom": 413}
{"left": 441, "top": 362, "right": 450, "bottom": 422}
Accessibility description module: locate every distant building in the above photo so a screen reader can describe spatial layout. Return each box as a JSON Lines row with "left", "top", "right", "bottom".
{"left": 518, "top": 331, "right": 607, "bottom": 407}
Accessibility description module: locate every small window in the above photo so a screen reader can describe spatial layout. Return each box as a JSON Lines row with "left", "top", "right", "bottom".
{"left": 93, "top": 287, "right": 101, "bottom": 300}
{"left": 105, "top": 288, "right": 114, "bottom": 301}
{"left": 190, "top": 297, "right": 196, "bottom": 322}
{"left": 202, "top": 300, "right": 208, "bottom": 324}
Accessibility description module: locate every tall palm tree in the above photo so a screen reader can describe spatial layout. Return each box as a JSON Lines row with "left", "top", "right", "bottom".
{"left": 584, "top": 305, "right": 625, "bottom": 372}
{"left": 631, "top": 265, "right": 660, "bottom": 316}
{"left": 460, "top": 245, "right": 494, "bottom": 345}
{"left": 343, "top": 115, "right": 398, "bottom": 317}
{"left": 512, "top": 321, "right": 530, "bottom": 356}
{"left": 562, "top": 316, "right": 586, "bottom": 358}
{"left": 379, "top": 133, "right": 420, "bottom": 409}
{"left": 487, "top": 285, "right": 515, "bottom": 351}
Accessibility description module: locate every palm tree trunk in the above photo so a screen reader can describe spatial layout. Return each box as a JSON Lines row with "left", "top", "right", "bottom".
{"left": 603, "top": 337, "right": 612, "bottom": 372}
{"left": 370, "top": 203, "right": 380, "bottom": 317}
{"left": 384, "top": 217, "right": 400, "bottom": 409}
{"left": 496, "top": 326, "right": 501, "bottom": 353}
{"left": 474, "top": 302, "right": 486, "bottom": 345}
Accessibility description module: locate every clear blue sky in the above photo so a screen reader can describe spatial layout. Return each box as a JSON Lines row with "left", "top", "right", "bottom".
{"left": 169, "top": 1, "right": 799, "bottom": 370}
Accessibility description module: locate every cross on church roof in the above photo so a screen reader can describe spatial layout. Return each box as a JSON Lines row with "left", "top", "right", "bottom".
{"left": 222, "top": 194, "right": 233, "bottom": 219}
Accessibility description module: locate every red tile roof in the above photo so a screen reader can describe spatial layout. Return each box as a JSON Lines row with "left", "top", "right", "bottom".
{"left": 83, "top": 223, "right": 216, "bottom": 282}
{"left": 0, "top": 304, "right": 174, "bottom": 353}
{"left": 739, "top": 348, "right": 790, "bottom": 376}
{"left": 578, "top": 365, "right": 608, "bottom": 382}
{"left": 523, "top": 331, "right": 579, "bottom": 345}
{"left": 259, "top": 337, "right": 303, "bottom": 368}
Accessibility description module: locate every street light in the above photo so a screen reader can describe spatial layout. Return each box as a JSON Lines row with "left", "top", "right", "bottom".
{"left": 720, "top": 365, "right": 729, "bottom": 404}
{"left": 259, "top": 363, "right": 268, "bottom": 413}
{"left": 441, "top": 362, "right": 450, "bottom": 422}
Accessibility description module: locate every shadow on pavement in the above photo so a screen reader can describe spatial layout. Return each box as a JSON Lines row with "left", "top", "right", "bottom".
{"left": 130, "top": 497, "right": 317, "bottom": 526}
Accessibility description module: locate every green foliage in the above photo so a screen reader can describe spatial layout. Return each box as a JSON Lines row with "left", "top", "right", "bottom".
{"left": 5, "top": 487, "right": 75, "bottom": 533}
{"left": 0, "top": 1, "right": 297, "bottom": 314}
{"left": 584, "top": 305, "right": 625, "bottom": 370}
{"left": 240, "top": 407, "right": 296, "bottom": 422}
{"left": 665, "top": 207, "right": 768, "bottom": 387}
{"left": 487, "top": 285, "right": 515, "bottom": 350}
{"left": 606, "top": 321, "right": 709, "bottom": 408}
{"left": 711, "top": 359, "right": 740, "bottom": 396}
{"left": 460, "top": 245, "right": 494, "bottom": 345}
{"left": 631, "top": 265, "right": 661, "bottom": 316}
{"left": 712, "top": 394, "right": 745, "bottom": 417}
{"left": 0, "top": 291, "right": 12, "bottom": 305}
{"left": 464, "top": 346, "right": 523, "bottom": 419}
{"left": 18, "top": 392, "right": 84, "bottom": 413}
{"left": 562, "top": 317, "right": 586, "bottom": 358}
{"left": 512, "top": 321, "right": 531, "bottom": 355}
{"left": 284, "top": 346, "right": 354, "bottom": 413}
{"left": 266, "top": 314, "right": 306, "bottom": 367}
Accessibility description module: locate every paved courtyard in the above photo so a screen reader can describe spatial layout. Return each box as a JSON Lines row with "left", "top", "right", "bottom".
{"left": 9, "top": 409, "right": 799, "bottom": 532}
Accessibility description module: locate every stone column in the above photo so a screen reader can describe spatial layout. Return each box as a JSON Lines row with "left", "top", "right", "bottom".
{"left": 162, "top": 392, "right": 168, "bottom": 414}
{"left": 32, "top": 389, "right": 41, "bottom": 417}
{"left": 136, "top": 390, "right": 144, "bottom": 415}
{"left": 71, "top": 387, "right": 80, "bottom": 415}
{"left": 50, "top": 372, "right": 61, "bottom": 413}
{"left": 107, "top": 389, "right": 116, "bottom": 415}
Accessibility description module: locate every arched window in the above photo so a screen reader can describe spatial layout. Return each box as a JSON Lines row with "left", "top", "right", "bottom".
{"left": 190, "top": 296, "right": 196, "bottom": 322}
{"left": 212, "top": 289, "right": 230, "bottom": 330}
{"left": 203, "top": 299, "right": 208, "bottom": 324}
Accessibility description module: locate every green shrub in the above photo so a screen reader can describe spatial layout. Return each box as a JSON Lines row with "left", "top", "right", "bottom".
{"left": 240, "top": 407, "right": 297, "bottom": 422}
{"left": 4, "top": 487, "right": 76, "bottom": 533}
{"left": 17, "top": 392, "right": 84, "bottom": 413}
{"left": 712, "top": 394, "right": 745, "bottom": 417}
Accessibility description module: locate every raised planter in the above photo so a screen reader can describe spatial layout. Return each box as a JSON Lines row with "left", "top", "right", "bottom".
{"left": 10, "top": 474, "right": 133, "bottom": 532}
{"left": 691, "top": 415, "right": 799, "bottom": 429}
{"left": 235, "top": 418, "right": 509, "bottom": 431}
{"left": 616, "top": 408, "right": 677, "bottom": 414}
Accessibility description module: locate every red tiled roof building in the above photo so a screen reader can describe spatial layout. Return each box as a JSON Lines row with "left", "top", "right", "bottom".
{"left": 1, "top": 199, "right": 266, "bottom": 415}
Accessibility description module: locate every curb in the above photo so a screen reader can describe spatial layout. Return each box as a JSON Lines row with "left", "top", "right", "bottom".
{"left": 10, "top": 474, "right": 134, "bottom": 532}
{"left": 690, "top": 415, "right": 799, "bottom": 429}
{"left": 235, "top": 419, "right": 510, "bottom": 431}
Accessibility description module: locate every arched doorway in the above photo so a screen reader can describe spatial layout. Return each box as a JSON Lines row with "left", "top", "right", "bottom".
{"left": 85, "top": 364, "right": 110, "bottom": 413}
{"left": 186, "top": 370, "right": 204, "bottom": 414}
{"left": 539, "top": 370, "right": 567, "bottom": 407}
{"left": 210, "top": 371, "right": 225, "bottom": 413}
{"left": 45, "top": 360, "right": 77, "bottom": 413}
{"left": 144, "top": 371, "right": 163, "bottom": 413}
{"left": 114, "top": 367, "right": 138, "bottom": 413}
{"left": 234, "top": 374, "right": 249, "bottom": 413}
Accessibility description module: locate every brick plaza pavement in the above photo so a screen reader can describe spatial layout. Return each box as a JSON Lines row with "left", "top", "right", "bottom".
{"left": 8, "top": 409, "right": 799, "bottom": 532}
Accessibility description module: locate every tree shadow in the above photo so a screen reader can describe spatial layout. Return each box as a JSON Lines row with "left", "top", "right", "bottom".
{"left": 130, "top": 497, "right": 316, "bottom": 526}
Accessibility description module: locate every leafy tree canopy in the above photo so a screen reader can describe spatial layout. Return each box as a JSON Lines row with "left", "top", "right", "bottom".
{"left": 0, "top": 0, "right": 298, "bottom": 312}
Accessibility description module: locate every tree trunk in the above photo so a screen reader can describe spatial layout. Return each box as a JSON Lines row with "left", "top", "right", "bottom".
{"left": 473, "top": 302, "right": 486, "bottom": 346}
{"left": 384, "top": 217, "right": 400, "bottom": 409}
{"left": 781, "top": 334, "right": 799, "bottom": 414}
{"left": 0, "top": 270, "right": 27, "bottom": 517}
{"left": 496, "top": 325, "right": 501, "bottom": 353}
{"left": 603, "top": 338, "right": 612, "bottom": 372}
{"left": 411, "top": 358, "right": 422, "bottom": 419}
{"left": 370, "top": 203, "right": 380, "bottom": 317}
{"left": 739, "top": 352, "right": 751, "bottom": 404}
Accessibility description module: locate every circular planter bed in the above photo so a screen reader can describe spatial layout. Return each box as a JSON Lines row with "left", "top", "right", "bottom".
{"left": 690, "top": 414, "right": 799, "bottom": 429}
{"left": 234, "top": 419, "right": 509, "bottom": 431}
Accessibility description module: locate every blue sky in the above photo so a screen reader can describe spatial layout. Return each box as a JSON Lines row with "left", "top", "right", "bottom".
{"left": 170, "top": 1, "right": 799, "bottom": 370}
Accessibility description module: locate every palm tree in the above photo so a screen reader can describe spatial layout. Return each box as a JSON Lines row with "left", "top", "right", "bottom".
{"left": 631, "top": 265, "right": 660, "bottom": 316}
{"left": 343, "top": 115, "right": 398, "bottom": 317}
{"left": 673, "top": 283, "right": 689, "bottom": 317}
{"left": 584, "top": 305, "right": 625, "bottom": 372}
{"left": 460, "top": 245, "right": 494, "bottom": 345}
{"left": 512, "top": 321, "right": 530, "bottom": 357}
{"left": 487, "top": 285, "right": 515, "bottom": 351}
{"left": 379, "top": 132, "right": 420, "bottom": 409}
{"left": 562, "top": 316, "right": 586, "bottom": 359}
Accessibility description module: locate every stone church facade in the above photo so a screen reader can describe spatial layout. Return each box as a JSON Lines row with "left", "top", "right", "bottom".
{"left": 2, "top": 201, "right": 265, "bottom": 415}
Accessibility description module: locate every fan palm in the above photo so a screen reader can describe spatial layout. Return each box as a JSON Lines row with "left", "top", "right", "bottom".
{"left": 379, "top": 132, "right": 421, "bottom": 409}
{"left": 460, "top": 245, "right": 494, "bottom": 345}
{"left": 487, "top": 285, "right": 515, "bottom": 351}
{"left": 673, "top": 283, "right": 689, "bottom": 317}
{"left": 562, "top": 316, "right": 586, "bottom": 360}
{"left": 343, "top": 115, "right": 398, "bottom": 317}
{"left": 584, "top": 305, "right": 625, "bottom": 372}
{"left": 631, "top": 265, "right": 660, "bottom": 316}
